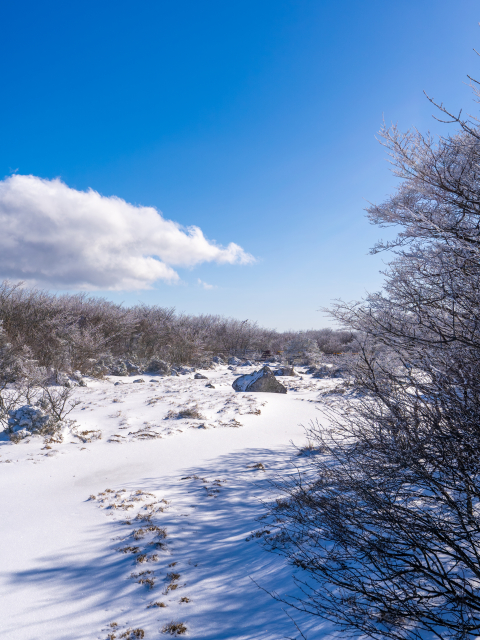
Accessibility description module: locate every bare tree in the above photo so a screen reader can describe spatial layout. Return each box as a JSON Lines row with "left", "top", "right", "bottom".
{"left": 261, "top": 81, "right": 480, "bottom": 640}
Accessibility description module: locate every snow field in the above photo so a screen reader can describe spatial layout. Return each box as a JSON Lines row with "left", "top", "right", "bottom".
{"left": 0, "top": 365, "right": 335, "bottom": 639}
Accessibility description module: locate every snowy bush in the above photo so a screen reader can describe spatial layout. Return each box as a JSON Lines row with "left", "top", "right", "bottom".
{"left": 8, "top": 405, "right": 54, "bottom": 439}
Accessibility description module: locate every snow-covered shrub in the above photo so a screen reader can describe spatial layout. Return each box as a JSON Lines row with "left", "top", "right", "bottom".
{"left": 110, "top": 360, "right": 128, "bottom": 376}
{"left": 7, "top": 405, "right": 56, "bottom": 440}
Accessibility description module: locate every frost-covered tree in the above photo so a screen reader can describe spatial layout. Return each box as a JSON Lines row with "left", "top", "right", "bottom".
{"left": 262, "top": 82, "right": 480, "bottom": 640}
{"left": 284, "top": 333, "right": 322, "bottom": 364}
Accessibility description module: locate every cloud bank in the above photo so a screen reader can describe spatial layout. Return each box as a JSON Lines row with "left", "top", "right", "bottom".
{"left": 0, "top": 175, "right": 254, "bottom": 290}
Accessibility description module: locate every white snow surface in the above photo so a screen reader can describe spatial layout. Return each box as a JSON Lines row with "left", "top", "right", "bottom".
{"left": 0, "top": 365, "right": 339, "bottom": 640}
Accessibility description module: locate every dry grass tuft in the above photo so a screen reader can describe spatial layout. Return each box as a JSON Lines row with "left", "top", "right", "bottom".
{"left": 297, "top": 440, "right": 323, "bottom": 456}
{"left": 162, "top": 621, "right": 187, "bottom": 636}
{"left": 165, "top": 405, "right": 205, "bottom": 420}
{"left": 164, "top": 571, "right": 181, "bottom": 594}
{"left": 74, "top": 429, "right": 102, "bottom": 443}
{"left": 119, "top": 629, "right": 145, "bottom": 639}
{"left": 166, "top": 572, "right": 181, "bottom": 581}
{"left": 247, "top": 462, "right": 265, "bottom": 470}
{"left": 131, "top": 570, "right": 156, "bottom": 589}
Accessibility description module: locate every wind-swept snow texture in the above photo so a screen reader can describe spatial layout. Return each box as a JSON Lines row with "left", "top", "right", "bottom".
{"left": 0, "top": 365, "right": 337, "bottom": 640}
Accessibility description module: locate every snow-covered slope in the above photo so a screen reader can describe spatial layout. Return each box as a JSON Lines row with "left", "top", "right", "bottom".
{"left": 0, "top": 365, "right": 337, "bottom": 640}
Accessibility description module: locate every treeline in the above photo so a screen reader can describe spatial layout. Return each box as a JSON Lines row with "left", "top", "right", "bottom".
{"left": 0, "top": 280, "right": 355, "bottom": 376}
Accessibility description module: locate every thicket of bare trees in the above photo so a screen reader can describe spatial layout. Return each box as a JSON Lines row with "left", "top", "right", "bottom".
{"left": 0, "top": 280, "right": 355, "bottom": 377}
{"left": 261, "top": 85, "right": 480, "bottom": 639}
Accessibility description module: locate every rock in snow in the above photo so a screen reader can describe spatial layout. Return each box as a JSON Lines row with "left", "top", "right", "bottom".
{"left": 232, "top": 366, "right": 287, "bottom": 394}
{"left": 145, "top": 358, "right": 170, "bottom": 375}
{"left": 194, "top": 373, "right": 208, "bottom": 379}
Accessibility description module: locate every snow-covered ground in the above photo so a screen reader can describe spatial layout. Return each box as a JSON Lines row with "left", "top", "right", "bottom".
{"left": 0, "top": 364, "right": 337, "bottom": 640}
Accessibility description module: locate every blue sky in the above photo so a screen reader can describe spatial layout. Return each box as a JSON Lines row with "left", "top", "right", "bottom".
{"left": 0, "top": 1, "right": 479, "bottom": 329}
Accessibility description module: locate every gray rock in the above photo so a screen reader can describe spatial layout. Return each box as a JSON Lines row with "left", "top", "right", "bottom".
{"left": 194, "top": 373, "right": 208, "bottom": 379}
{"left": 233, "top": 366, "right": 287, "bottom": 394}
{"left": 206, "top": 383, "right": 215, "bottom": 388}
{"left": 228, "top": 356, "right": 242, "bottom": 366}
{"left": 145, "top": 359, "right": 170, "bottom": 375}
{"left": 212, "top": 356, "right": 224, "bottom": 364}
{"left": 132, "top": 378, "right": 145, "bottom": 383}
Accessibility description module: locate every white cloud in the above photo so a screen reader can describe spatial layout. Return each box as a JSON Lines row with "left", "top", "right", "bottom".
{"left": 197, "top": 278, "right": 215, "bottom": 290}
{"left": 0, "top": 175, "right": 255, "bottom": 290}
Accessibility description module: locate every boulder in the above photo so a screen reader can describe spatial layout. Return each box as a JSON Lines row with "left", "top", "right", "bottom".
{"left": 206, "top": 383, "right": 215, "bottom": 389}
{"left": 145, "top": 359, "right": 170, "bottom": 375}
{"left": 233, "top": 366, "right": 287, "bottom": 394}
{"left": 132, "top": 378, "right": 145, "bottom": 383}
{"left": 212, "top": 356, "right": 224, "bottom": 364}
{"left": 194, "top": 373, "right": 208, "bottom": 379}
{"left": 228, "top": 356, "right": 242, "bottom": 366}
